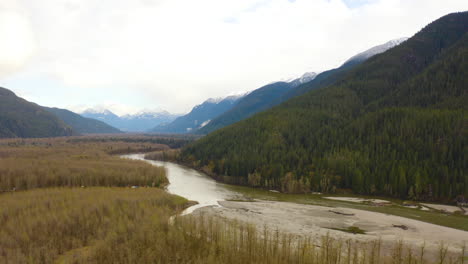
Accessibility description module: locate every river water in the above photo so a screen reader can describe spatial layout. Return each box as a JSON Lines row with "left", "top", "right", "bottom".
{"left": 122, "top": 154, "right": 239, "bottom": 214}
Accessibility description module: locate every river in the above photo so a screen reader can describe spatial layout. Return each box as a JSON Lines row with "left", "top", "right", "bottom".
{"left": 120, "top": 154, "right": 468, "bottom": 257}
{"left": 122, "top": 154, "right": 239, "bottom": 214}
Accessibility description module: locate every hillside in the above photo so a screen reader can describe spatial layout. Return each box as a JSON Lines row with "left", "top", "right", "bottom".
{"left": 198, "top": 82, "right": 293, "bottom": 134}
{"left": 44, "top": 107, "right": 121, "bottom": 134}
{"left": 151, "top": 95, "right": 244, "bottom": 134}
{"left": 181, "top": 12, "right": 468, "bottom": 202}
{"left": 198, "top": 38, "right": 406, "bottom": 135}
{"left": 0, "top": 87, "right": 74, "bottom": 138}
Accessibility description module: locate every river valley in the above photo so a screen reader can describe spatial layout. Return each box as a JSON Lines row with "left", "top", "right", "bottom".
{"left": 124, "top": 153, "right": 468, "bottom": 259}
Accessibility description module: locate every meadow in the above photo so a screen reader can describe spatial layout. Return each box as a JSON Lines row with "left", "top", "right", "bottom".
{"left": 0, "top": 137, "right": 170, "bottom": 191}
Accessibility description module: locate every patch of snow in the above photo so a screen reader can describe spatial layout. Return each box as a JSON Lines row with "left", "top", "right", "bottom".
{"left": 206, "top": 97, "right": 224, "bottom": 104}
{"left": 199, "top": 120, "right": 211, "bottom": 128}
{"left": 121, "top": 110, "right": 175, "bottom": 120}
{"left": 343, "top": 37, "right": 408, "bottom": 65}
{"left": 204, "top": 93, "right": 247, "bottom": 105}
{"left": 274, "top": 71, "right": 318, "bottom": 87}
{"left": 82, "top": 107, "right": 114, "bottom": 115}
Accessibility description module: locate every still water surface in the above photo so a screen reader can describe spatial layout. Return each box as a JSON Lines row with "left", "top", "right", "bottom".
{"left": 123, "top": 154, "right": 239, "bottom": 213}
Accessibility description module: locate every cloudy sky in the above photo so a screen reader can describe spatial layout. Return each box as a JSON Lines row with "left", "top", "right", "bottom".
{"left": 0, "top": 0, "right": 466, "bottom": 115}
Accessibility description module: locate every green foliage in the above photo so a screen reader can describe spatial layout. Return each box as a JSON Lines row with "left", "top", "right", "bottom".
{"left": 181, "top": 12, "right": 468, "bottom": 202}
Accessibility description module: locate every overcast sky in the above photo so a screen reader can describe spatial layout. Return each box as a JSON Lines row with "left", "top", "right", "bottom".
{"left": 0, "top": 0, "right": 466, "bottom": 115}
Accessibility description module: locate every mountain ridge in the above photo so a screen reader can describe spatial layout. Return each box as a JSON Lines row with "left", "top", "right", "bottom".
{"left": 181, "top": 12, "right": 468, "bottom": 202}
{"left": 44, "top": 107, "right": 121, "bottom": 134}
{"left": 81, "top": 109, "right": 179, "bottom": 132}
{"left": 198, "top": 37, "right": 407, "bottom": 135}
{"left": 150, "top": 95, "right": 245, "bottom": 134}
{"left": 0, "top": 87, "right": 75, "bottom": 138}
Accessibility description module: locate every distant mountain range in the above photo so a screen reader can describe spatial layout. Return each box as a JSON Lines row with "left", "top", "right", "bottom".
{"left": 81, "top": 109, "right": 179, "bottom": 132}
{"left": 0, "top": 87, "right": 120, "bottom": 138}
{"left": 150, "top": 94, "right": 245, "bottom": 134}
{"left": 197, "top": 38, "right": 407, "bottom": 134}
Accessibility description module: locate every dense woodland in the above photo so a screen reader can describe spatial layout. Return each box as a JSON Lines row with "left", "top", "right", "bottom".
{"left": 182, "top": 12, "right": 468, "bottom": 202}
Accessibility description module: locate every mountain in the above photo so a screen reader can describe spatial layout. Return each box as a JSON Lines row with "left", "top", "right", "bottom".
{"left": 181, "top": 12, "right": 468, "bottom": 202}
{"left": 197, "top": 82, "right": 294, "bottom": 134}
{"left": 289, "top": 72, "right": 318, "bottom": 87}
{"left": 44, "top": 107, "right": 121, "bottom": 134}
{"left": 342, "top": 37, "right": 408, "bottom": 67}
{"left": 81, "top": 109, "right": 178, "bottom": 132}
{"left": 151, "top": 95, "right": 244, "bottom": 134}
{"left": 198, "top": 38, "right": 406, "bottom": 135}
{"left": 118, "top": 111, "right": 180, "bottom": 132}
{"left": 284, "top": 37, "right": 409, "bottom": 100}
{"left": 81, "top": 109, "right": 122, "bottom": 128}
{"left": 0, "top": 87, "right": 74, "bottom": 138}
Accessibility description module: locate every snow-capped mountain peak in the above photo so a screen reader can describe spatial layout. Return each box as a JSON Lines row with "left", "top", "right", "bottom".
{"left": 206, "top": 97, "right": 224, "bottom": 104}
{"left": 295, "top": 72, "right": 318, "bottom": 84}
{"left": 121, "top": 110, "right": 175, "bottom": 120}
{"left": 82, "top": 107, "right": 115, "bottom": 116}
{"left": 279, "top": 71, "right": 318, "bottom": 88}
{"left": 343, "top": 37, "right": 409, "bottom": 65}
{"left": 81, "top": 107, "right": 179, "bottom": 132}
{"left": 204, "top": 92, "right": 248, "bottom": 105}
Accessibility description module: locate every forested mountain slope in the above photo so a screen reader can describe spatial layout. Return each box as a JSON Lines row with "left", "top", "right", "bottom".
{"left": 0, "top": 87, "right": 75, "bottom": 138}
{"left": 199, "top": 39, "right": 406, "bottom": 135}
{"left": 181, "top": 12, "right": 468, "bottom": 202}
{"left": 44, "top": 107, "right": 121, "bottom": 134}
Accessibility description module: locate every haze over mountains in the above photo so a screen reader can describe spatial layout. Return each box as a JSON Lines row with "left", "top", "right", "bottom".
{"left": 81, "top": 108, "right": 179, "bottom": 133}
{"left": 150, "top": 95, "right": 245, "bottom": 134}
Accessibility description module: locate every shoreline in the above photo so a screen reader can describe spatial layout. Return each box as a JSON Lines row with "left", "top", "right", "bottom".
{"left": 144, "top": 152, "right": 466, "bottom": 208}
{"left": 192, "top": 200, "right": 468, "bottom": 258}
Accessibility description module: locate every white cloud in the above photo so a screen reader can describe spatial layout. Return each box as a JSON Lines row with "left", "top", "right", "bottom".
{"left": 0, "top": 4, "right": 35, "bottom": 78}
{"left": 0, "top": 0, "right": 466, "bottom": 113}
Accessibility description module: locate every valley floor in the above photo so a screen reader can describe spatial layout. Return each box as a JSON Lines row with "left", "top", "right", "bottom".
{"left": 193, "top": 200, "right": 468, "bottom": 259}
